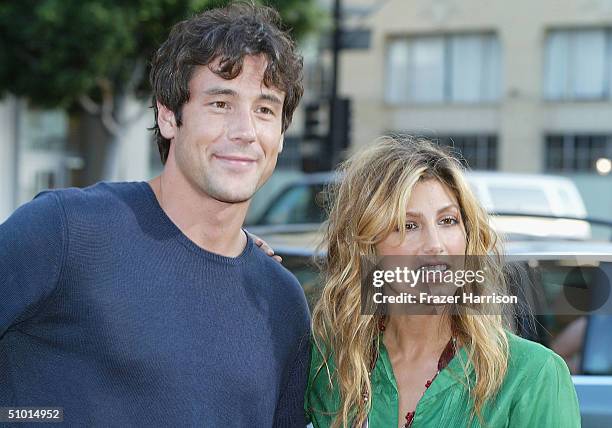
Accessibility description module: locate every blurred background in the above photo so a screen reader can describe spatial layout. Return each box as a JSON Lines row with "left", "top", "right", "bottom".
{"left": 1, "top": 0, "right": 612, "bottom": 228}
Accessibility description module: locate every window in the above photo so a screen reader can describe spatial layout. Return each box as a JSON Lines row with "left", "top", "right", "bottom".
{"left": 17, "top": 106, "right": 73, "bottom": 204}
{"left": 275, "top": 136, "right": 303, "bottom": 170}
{"left": 22, "top": 108, "right": 67, "bottom": 151}
{"left": 545, "top": 134, "right": 612, "bottom": 172}
{"left": 34, "top": 170, "right": 57, "bottom": 190}
{"left": 488, "top": 186, "right": 551, "bottom": 214}
{"left": 433, "top": 135, "right": 498, "bottom": 170}
{"left": 544, "top": 29, "right": 612, "bottom": 100}
{"left": 386, "top": 33, "right": 501, "bottom": 104}
{"left": 255, "top": 183, "right": 326, "bottom": 225}
{"left": 582, "top": 314, "right": 612, "bottom": 375}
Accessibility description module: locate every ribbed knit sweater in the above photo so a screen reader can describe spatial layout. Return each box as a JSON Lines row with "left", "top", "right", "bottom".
{"left": 0, "top": 182, "right": 311, "bottom": 427}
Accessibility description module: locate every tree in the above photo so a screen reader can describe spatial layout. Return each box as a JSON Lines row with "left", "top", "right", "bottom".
{"left": 0, "top": 0, "right": 321, "bottom": 181}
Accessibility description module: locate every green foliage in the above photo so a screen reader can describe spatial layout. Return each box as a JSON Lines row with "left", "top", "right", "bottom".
{"left": 0, "top": 0, "right": 322, "bottom": 109}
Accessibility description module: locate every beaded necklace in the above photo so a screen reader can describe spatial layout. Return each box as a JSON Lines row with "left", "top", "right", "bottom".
{"left": 367, "top": 318, "right": 457, "bottom": 428}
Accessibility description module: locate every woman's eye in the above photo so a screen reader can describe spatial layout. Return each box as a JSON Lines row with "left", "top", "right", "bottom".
{"left": 440, "top": 216, "right": 458, "bottom": 225}
{"left": 404, "top": 222, "right": 418, "bottom": 231}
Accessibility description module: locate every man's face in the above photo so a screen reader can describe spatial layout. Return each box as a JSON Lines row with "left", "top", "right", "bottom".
{"left": 159, "top": 54, "right": 285, "bottom": 203}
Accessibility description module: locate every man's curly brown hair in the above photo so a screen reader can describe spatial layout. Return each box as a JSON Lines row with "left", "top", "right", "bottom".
{"left": 150, "top": 2, "right": 304, "bottom": 164}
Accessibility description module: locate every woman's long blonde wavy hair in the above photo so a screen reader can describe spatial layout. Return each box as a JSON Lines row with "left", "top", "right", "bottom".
{"left": 310, "top": 136, "right": 513, "bottom": 427}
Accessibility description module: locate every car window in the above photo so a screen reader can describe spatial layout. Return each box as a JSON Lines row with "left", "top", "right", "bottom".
{"left": 257, "top": 184, "right": 325, "bottom": 225}
{"left": 515, "top": 260, "right": 612, "bottom": 375}
{"left": 556, "top": 186, "right": 583, "bottom": 217}
{"left": 582, "top": 315, "right": 612, "bottom": 375}
{"left": 488, "top": 186, "right": 552, "bottom": 214}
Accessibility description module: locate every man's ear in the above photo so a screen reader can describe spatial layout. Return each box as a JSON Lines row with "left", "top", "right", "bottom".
{"left": 157, "top": 102, "right": 178, "bottom": 140}
{"left": 278, "top": 134, "right": 284, "bottom": 153}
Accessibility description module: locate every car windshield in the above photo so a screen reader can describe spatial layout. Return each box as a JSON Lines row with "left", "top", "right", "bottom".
{"left": 488, "top": 185, "right": 552, "bottom": 214}
{"left": 257, "top": 184, "right": 326, "bottom": 225}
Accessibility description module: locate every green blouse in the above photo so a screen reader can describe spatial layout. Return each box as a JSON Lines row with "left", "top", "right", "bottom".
{"left": 305, "top": 332, "right": 581, "bottom": 427}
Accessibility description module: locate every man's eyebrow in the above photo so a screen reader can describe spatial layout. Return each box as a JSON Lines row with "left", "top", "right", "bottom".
{"left": 202, "top": 88, "right": 282, "bottom": 105}
{"left": 406, "top": 204, "right": 460, "bottom": 217}
{"left": 203, "top": 87, "right": 237, "bottom": 97}
{"left": 258, "top": 93, "right": 283, "bottom": 105}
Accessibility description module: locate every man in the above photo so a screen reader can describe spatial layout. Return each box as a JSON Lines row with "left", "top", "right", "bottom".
{"left": 0, "top": 3, "right": 310, "bottom": 427}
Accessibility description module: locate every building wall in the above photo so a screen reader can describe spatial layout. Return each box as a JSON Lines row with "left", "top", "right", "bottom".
{"left": 0, "top": 98, "right": 18, "bottom": 223}
{"left": 339, "top": 0, "right": 612, "bottom": 172}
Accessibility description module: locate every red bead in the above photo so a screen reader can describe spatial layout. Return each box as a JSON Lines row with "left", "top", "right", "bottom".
{"left": 404, "top": 412, "right": 415, "bottom": 427}
{"left": 401, "top": 337, "right": 457, "bottom": 428}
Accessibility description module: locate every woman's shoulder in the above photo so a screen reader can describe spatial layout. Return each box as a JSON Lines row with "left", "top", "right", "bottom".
{"left": 504, "top": 331, "right": 572, "bottom": 385}
{"left": 500, "top": 332, "right": 580, "bottom": 426}
{"left": 506, "top": 331, "right": 554, "bottom": 361}
{"left": 308, "top": 336, "right": 338, "bottom": 384}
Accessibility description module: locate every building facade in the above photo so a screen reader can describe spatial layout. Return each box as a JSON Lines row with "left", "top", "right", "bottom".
{"left": 332, "top": 0, "right": 612, "bottom": 218}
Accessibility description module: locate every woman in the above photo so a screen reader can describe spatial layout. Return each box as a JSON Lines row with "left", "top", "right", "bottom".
{"left": 305, "top": 137, "right": 580, "bottom": 427}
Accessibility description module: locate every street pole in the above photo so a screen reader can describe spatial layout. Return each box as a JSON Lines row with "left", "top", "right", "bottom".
{"left": 327, "top": 0, "right": 342, "bottom": 170}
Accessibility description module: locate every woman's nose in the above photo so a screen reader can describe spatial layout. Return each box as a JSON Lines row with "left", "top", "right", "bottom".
{"left": 421, "top": 226, "right": 444, "bottom": 255}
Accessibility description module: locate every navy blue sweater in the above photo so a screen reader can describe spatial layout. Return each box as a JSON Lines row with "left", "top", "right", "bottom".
{"left": 0, "top": 182, "right": 311, "bottom": 427}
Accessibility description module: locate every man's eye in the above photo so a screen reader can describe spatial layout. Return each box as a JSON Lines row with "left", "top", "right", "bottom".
{"left": 212, "top": 101, "right": 227, "bottom": 109}
{"left": 257, "top": 106, "right": 274, "bottom": 115}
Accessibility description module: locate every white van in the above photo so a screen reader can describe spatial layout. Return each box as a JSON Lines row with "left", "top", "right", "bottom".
{"left": 465, "top": 172, "right": 591, "bottom": 240}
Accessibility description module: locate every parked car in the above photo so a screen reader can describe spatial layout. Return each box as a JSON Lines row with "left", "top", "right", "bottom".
{"left": 247, "top": 171, "right": 593, "bottom": 240}
{"left": 468, "top": 171, "right": 591, "bottom": 240}
{"left": 246, "top": 220, "right": 612, "bottom": 427}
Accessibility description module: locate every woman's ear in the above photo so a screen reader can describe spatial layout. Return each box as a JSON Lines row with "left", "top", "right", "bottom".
{"left": 157, "top": 102, "right": 178, "bottom": 140}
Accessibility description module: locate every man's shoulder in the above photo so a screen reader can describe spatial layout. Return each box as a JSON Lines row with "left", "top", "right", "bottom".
{"left": 249, "top": 243, "right": 303, "bottom": 291}
{"left": 2, "top": 182, "right": 141, "bottom": 231}
{"left": 247, "top": 242, "right": 309, "bottom": 310}
{"left": 29, "top": 182, "right": 152, "bottom": 240}
{"left": 47, "top": 181, "right": 149, "bottom": 222}
{"left": 51, "top": 181, "right": 146, "bottom": 209}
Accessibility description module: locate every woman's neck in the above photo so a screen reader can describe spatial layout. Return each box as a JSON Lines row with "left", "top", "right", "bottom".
{"left": 383, "top": 314, "right": 453, "bottom": 361}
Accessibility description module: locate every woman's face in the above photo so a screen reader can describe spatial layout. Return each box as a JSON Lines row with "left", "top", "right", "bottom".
{"left": 375, "top": 179, "right": 468, "bottom": 304}
{"left": 376, "top": 178, "right": 467, "bottom": 256}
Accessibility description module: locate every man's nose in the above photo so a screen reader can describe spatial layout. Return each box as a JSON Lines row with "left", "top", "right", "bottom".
{"left": 228, "top": 106, "right": 256, "bottom": 143}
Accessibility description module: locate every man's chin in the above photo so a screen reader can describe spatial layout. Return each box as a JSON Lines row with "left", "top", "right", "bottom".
{"left": 195, "top": 169, "right": 267, "bottom": 204}
{"left": 204, "top": 181, "right": 258, "bottom": 204}
{"left": 211, "top": 193, "right": 253, "bottom": 204}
